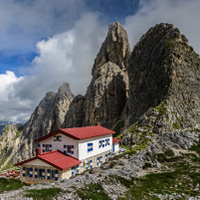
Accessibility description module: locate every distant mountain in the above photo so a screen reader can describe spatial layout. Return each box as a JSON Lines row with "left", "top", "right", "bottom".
{"left": 0, "top": 121, "right": 12, "bottom": 135}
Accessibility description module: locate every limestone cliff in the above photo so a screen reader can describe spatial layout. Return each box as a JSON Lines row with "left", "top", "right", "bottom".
{"left": 124, "top": 23, "right": 200, "bottom": 145}
{"left": 12, "top": 83, "right": 73, "bottom": 163}
{"left": 64, "top": 22, "right": 131, "bottom": 128}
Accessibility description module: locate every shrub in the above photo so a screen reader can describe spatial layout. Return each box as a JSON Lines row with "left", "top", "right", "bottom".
{"left": 164, "top": 149, "right": 174, "bottom": 157}
{"left": 25, "top": 188, "right": 62, "bottom": 200}
{"left": 143, "top": 162, "right": 152, "bottom": 169}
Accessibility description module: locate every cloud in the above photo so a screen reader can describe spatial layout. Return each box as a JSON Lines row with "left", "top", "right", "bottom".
{"left": 0, "top": 71, "right": 26, "bottom": 122}
{"left": 124, "top": 0, "right": 200, "bottom": 54}
{"left": 0, "top": 0, "right": 88, "bottom": 55}
{"left": 1, "top": 0, "right": 200, "bottom": 123}
{"left": 0, "top": 12, "right": 106, "bottom": 122}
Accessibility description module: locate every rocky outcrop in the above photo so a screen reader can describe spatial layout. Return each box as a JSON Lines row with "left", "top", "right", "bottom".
{"left": 127, "top": 23, "right": 200, "bottom": 134}
{"left": 0, "top": 124, "right": 22, "bottom": 170}
{"left": 63, "top": 22, "right": 131, "bottom": 129}
{"left": 13, "top": 83, "right": 73, "bottom": 163}
{"left": 64, "top": 95, "right": 85, "bottom": 128}
{"left": 82, "top": 22, "right": 131, "bottom": 128}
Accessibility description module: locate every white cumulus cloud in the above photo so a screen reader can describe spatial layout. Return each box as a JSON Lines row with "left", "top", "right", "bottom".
{"left": 125, "top": 0, "right": 200, "bottom": 54}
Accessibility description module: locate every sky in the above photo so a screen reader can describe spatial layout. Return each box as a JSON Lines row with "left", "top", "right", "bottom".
{"left": 0, "top": 0, "right": 199, "bottom": 123}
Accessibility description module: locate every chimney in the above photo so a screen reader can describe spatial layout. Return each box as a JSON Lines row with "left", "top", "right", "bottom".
{"left": 36, "top": 148, "right": 41, "bottom": 155}
{"left": 96, "top": 122, "right": 100, "bottom": 126}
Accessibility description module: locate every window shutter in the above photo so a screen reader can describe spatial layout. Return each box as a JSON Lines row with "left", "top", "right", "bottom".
{"left": 54, "top": 136, "right": 56, "bottom": 141}
{"left": 90, "top": 160, "right": 93, "bottom": 168}
{"left": 99, "top": 140, "right": 101, "bottom": 148}
{"left": 108, "top": 138, "right": 110, "bottom": 145}
{"left": 71, "top": 167, "right": 75, "bottom": 176}
{"left": 100, "top": 156, "right": 103, "bottom": 164}
{"left": 64, "top": 145, "right": 66, "bottom": 148}
{"left": 55, "top": 170, "right": 58, "bottom": 181}
{"left": 59, "top": 136, "right": 62, "bottom": 141}
{"left": 47, "top": 169, "right": 50, "bottom": 179}
{"left": 71, "top": 151, "right": 74, "bottom": 154}
{"left": 23, "top": 167, "right": 25, "bottom": 176}
{"left": 30, "top": 167, "right": 33, "bottom": 177}
{"left": 105, "top": 154, "right": 107, "bottom": 162}
{"left": 42, "top": 169, "right": 45, "bottom": 179}
{"left": 35, "top": 168, "right": 37, "bottom": 178}
{"left": 64, "top": 150, "right": 67, "bottom": 154}
{"left": 42, "top": 144, "right": 45, "bottom": 147}
{"left": 97, "top": 158, "right": 99, "bottom": 166}
{"left": 77, "top": 165, "right": 79, "bottom": 173}
{"left": 71, "top": 145, "right": 74, "bottom": 148}
{"left": 42, "top": 149, "right": 45, "bottom": 153}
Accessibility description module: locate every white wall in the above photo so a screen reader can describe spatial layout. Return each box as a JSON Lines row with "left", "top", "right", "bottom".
{"left": 114, "top": 143, "right": 120, "bottom": 153}
{"left": 39, "top": 133, "right": 79, "bottom": 159}
{"left": 78, "top": 135, "right": 113, "bottom": 160}
{"left": 24, "top": 159, "right": 51, "bottom": 167}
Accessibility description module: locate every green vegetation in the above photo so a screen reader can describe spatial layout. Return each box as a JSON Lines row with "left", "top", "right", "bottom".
{"left": 155, "top": 101, "right": 167, "bottom": 115}
{"left": 0, "top": 147, "right": 13, "bottom": 168}
{"left": 189, "top": 140, "right": 200, "bottom": 155}
{"left": 1, "top": 160, "right": 13, "bottom": 171}
{"left": 118, "top": 153, "right": 200, "bottom": 200}
{"left": 109, "top": 161, "right": 116, "bottom": 168}
{"left": 76, "top": 183, "right": 111, "bottom": 200}
{"left": 142, "top": 162, "right": 152, "bottom": 169}
{"left": 164, "top": 149, "right": 175, "bottom": 157}
{"left": 110, "top": 175, "right": 133, "bottom": 188}
{"left": 25, "top": 188, "right": 62, "bottom": 200}
{"left": 0, "top": 178, "right": 29, "bottom": 193}
{"left": 113, "top": 150, "right": 137, "bottom": 160}
{"left": 164, "top": 38, "right": 177, "bottom": 50}
{"left": 127, "top": 122, "right": 138, "bottom": 133}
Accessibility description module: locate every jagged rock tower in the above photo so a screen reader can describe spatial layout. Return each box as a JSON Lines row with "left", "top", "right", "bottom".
{"left": 127, "top": 23, "right": 200, "bottom": 134}
{"left": 64, "top": 22, "right": 131, "bottom": 128}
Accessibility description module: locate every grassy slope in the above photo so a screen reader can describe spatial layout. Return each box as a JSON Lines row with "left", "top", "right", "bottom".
{"left": 75, "top": 142, "right": 200, "bottom": 200}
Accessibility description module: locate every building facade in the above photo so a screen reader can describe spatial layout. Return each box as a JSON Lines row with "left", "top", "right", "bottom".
{"left": 15, "top": 124, "right": 121, "bottom": 183}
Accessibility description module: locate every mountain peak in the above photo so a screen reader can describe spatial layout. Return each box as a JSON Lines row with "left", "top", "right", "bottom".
{"left": 92, "top": 22, "right": 131, "bottom": 76}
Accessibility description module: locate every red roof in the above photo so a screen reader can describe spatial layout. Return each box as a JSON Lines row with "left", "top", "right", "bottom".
{"left": 113, "top": 138, "right": 122, "bottom": 144}
{"left": 14, "top": 150, "right": 81, "bottom": 170}
{"left": 35, "top": 124, "right": 115, "bottom": 142}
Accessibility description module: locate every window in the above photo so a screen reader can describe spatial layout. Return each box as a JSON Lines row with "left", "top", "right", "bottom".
{"left": 54, "top": 135, "right": 62, "bottom": 141}
{"left": 105, "top": 138, "right": 110, "bottom": 146}
{"left": 45, "top": 144, "right": 50, "bottom": 152}
{"left": 99, "top": 140, "right": 103, "bottom": 148}
{"left": 26, "top": 168, "right": 30, "bottom": 176}
{"left": 51, "top": 170, "right": 55, "bottom": 179}
{"left": 87, "top": 143, "right": 93, "bottom": 152}
{"left": 38, "top": 169, "right": 42, "bottom": 178}
{"left": 67, "top": 145, "right": 71, "bottom": 153}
